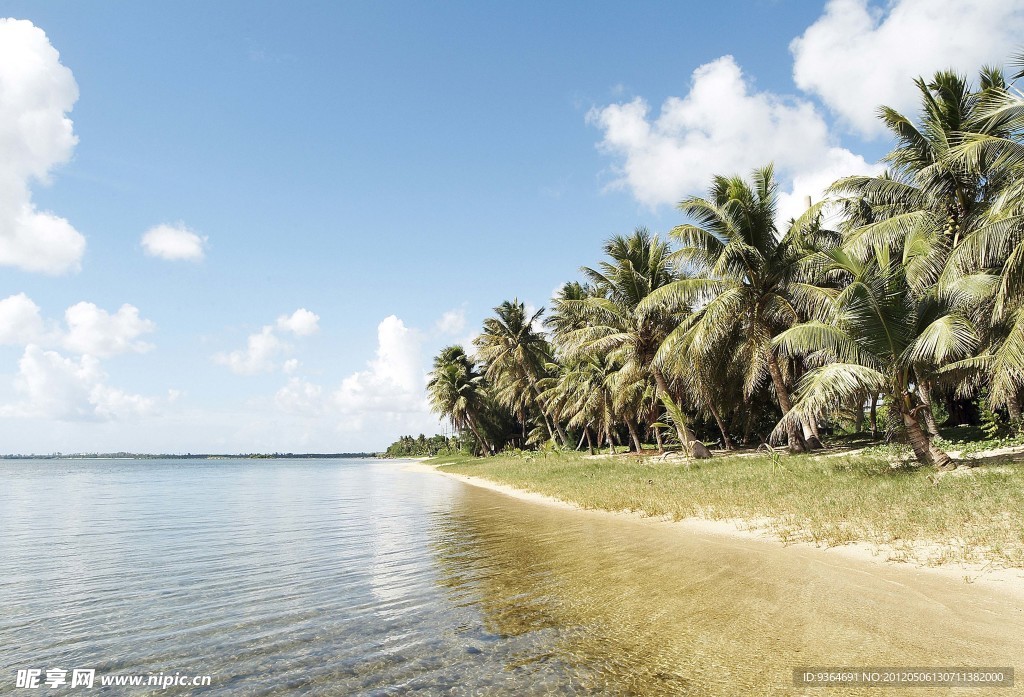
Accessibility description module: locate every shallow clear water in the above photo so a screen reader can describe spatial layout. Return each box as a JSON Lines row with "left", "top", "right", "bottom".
{"left": 0, "top": 458, "right": 1021, "bottom": 695}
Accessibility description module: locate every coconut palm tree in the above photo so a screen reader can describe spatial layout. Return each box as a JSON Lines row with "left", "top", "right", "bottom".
{"left": 427, "top": 345, "right": 493, "bottom": 455}
{"left": 543, "top": 351, "right": 622, "bottom": 454}
{"left": 559, "top": 228, "right": 712, "bottom": 457}
{"left": 937, "top": 65, "right": 1024, "bottom": 422}
{"left": 830, "top": 69, "right": 1019, "bottom": 428}
{"left": 473, "top": 299, "right": 569, "bottom": 446}
{"left": 773, "top": 246, "right": 975, "bottom": 469}
{"left": 643, "top": 165, "right": 826, "bottom": 452}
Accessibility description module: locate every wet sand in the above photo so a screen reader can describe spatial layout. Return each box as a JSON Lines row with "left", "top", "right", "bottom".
{"left": 406, "top": 460, "right": 1024, "bottom": 598}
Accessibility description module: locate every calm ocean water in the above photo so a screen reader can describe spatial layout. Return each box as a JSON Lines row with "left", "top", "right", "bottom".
{"left": 1, "top": 458, "right": 1021, "bottom": 696}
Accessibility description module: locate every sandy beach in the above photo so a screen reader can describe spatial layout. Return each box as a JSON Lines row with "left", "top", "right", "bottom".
{"left": 404, "top": 459, "right": 1024, "bottom": 599}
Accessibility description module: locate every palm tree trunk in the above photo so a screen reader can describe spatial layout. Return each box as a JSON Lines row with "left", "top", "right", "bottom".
{"left": 765, "top": 349, "right": 806, "bottom": 453}
{"left": 902, "top": 408, "right": 953, "bottom": 470}
{"left": 465, "top": 417, "right": 490, "bottom": 456}
{"left": 853, "top": 391, "right": 865, "bottom": 434}
{"left": 606, "top": 424, "right": 615, "bottom": 455}
{"left": 1008, "top": 392, "right": 1022, "bottom": 434}
{"left": 626, "top": 419, "right": 643, "bottom": 453}
{"left": 794, "top": 358, "right": 821, "bottom": 450}
{"left": 709, "top": 403, "right": 733, "bottom": 450}
{"left": 524, "top": 370, "right": 568, "bottom": 446}
{"left": 801, "top": 415, "right": 824, "bottom": 450}
{"left": 916, "top": 378, "right": 941, "bottom": 437}
{"left": 651, "top": 367, "right": 712, "bottom": 458}
{"left": 653, "top": 424, "right": 664, "bottom": 454}
{"left": 869, "top": 393, "right": 879, "bottom": 438}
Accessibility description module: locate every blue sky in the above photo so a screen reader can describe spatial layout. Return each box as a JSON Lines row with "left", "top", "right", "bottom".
{"left": 1, "top": 1, "right": 1022, "bottom": 453}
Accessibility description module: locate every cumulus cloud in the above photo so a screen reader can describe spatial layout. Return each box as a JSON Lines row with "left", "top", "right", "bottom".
{"left": 335, "top": 315, "right": 424, "bottom": 412}
{"left": 272, "top": 314, "right": 440, "bottom": 438}
{"left": 2, "top": 345, "right": 154, "bottom": 421}
{"left": 791, "top": 0, "right": 1024, "bottom": 138}
{"left": 215, "top": 308, "right": 318, "bottom": 375}
{"left": 276, "top": 308, "right": 319, "bottom": 336}
{"left": 61, "top": 302, "right": 155, "bottom": 358}
{"left": 433, "top": 308, "right": 466, "bottom": 336}
{"left": 0, "top": 295, "right": 159, "bottom": 421}
{"left": 588, "top": 55, "right": 878, "bottom": 214}
{"left": 0, "top": 19, "right": 85, "bottom": 274}
{"left": 0, "top": 293, "right": 155, "bottom": 356}
{"left": 214, "top": 326, "right": 287, "bottom": 375}
{"left": 141, "top": 223, "right": 207, "bottom": 261}
{"left": 274, "top": 377, "right": 324, "bottom": 415}
{"left": 0, "top": 293, "right": 47, "bottom": 345}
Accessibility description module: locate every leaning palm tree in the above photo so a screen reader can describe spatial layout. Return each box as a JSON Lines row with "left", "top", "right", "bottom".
{"left": 773, "top": 246, "right": 975, "bottom": 469}
{"left": 938, "top": 65, "right": 1024, "bottom": 422}
{"left": 831, "top": 69, "right": 1016, "bottom": 426}
{"left": 643, "top": 165, "right": 824, "bottom": 452}
{"left": 473, "top": 300, "right": 568, "bottom": 446}
{"left": 560, "top": 228, "right": 712, "bottom": 457}
{"left": 427, "top": 345, "right": 493, "bottom": 455}
{"left": 543, "top": 351, "right": 622, "bottom": 454}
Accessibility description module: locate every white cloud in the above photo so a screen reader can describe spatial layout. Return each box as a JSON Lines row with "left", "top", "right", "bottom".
{"left": 276, "top": 308, "right": 319, "bottom": 336}
{"left": 335, "top": 315, "right": 424, "bottom": 410}
{"left": 791, "top": 0, "right": 1024, "bottom": 138}
{"left": 214, "top": 326, "right": 287, "bottom": 375}
{"left": 0, "top": 294, "right": 156, "bottom": 357}
{"left": 0, "top": 293, "right": 47, "bottom": 345}
{"left": 0, "top": 296, "right": 159, "bottom": 421}
{"left": 776, "top": 148, "right": 885, "bottom": 226}
{"left": 0, "top": 19, "right": 85, "bottom": 274}
{"left": 141, "top": 223, "right": 207, "bottom": 261}
{"left": 274, "top": 377, "right": 323, "bottom": 415}
{"left": 2, "top": 345, "right": 154, "bottom": 421}
{"left": 433, "top": 308, "right": 466, "bottom": 336}
{"left": 61, "top": 302, "right": 155, "bottom": 358}
{"left": 588, "top": 55, "right": 877, "bottom": 213}
{"left": 214, "top": 309, "right": 319, "bottom": 375}
{"left": 272, "top": 314, "right": 440, "bottom": 438}
{"left": 91, "top": 384, "right": 157, "bottom": 420}
{"left": 328, "top": 315, "right": 437, "bottom": 435}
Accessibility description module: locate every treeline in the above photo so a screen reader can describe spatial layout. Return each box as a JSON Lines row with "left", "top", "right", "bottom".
{"left": 0, "top": 452, "right": 375, "bottom": 460}
{"left": 382, "top": 434, "right": 464, "bottom": 458}
{"left": 428, "top": 55, "right": 1024, "bottom": 470}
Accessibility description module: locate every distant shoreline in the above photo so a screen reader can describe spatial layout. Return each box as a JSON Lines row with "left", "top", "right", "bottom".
{"left": 0, "top": 452, "right": 378, "bottom": 460}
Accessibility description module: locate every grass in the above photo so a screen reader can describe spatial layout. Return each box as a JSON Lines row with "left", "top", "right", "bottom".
{"left": 433, "top": 447, "right": 1024, "bottom": 569}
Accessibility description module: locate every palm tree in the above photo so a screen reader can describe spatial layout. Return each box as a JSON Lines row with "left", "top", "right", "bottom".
{"left": 938, "top": 64, "right": 1024, "bottom": 423}
{"left": 643, "top": 165, "right": 824, "bottom": 452}
{"left": 473, "top": 300, "right": 569, "bottom": 446}
{"left": 427, "top": 345, "right": 493, "bottom": 455}
{"left": 543, "top": 351, "right": 622, "bottom": 454}
{"left": 559, "top": 228, "right": 712, "bottom": 457}
{"left": 831, "top": 69, "right": 1016, "bottom": 427}
{"left": 773, "top": 246, "right": 975, "bottom": 469}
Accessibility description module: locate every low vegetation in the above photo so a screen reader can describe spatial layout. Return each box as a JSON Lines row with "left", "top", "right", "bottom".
{"left": 434, "top": 446, "right": 1024, "bottom": 569}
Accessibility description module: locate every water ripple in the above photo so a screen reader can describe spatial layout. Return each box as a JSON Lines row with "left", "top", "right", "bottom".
{"left": 2, "top": 458, "right": 1022, "bottom": 696}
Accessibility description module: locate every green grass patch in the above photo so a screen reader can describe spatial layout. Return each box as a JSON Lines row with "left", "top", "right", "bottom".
{"left": 432, "top": 449, "right": 1024, "bottom": 568}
